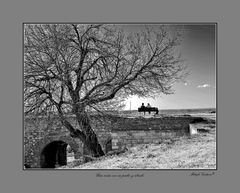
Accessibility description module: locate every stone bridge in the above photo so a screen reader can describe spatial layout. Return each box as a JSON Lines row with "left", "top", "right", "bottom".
{"left": 24, "top": 115, "right": 205, "bottom": 168}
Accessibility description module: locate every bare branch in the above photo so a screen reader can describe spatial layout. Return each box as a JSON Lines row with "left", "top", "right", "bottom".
{"left": 24, "top": 24, "right": 187, "bottom": 115}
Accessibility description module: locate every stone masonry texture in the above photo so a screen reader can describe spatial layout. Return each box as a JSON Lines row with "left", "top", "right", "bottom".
{"left": 24, "top": 115, "right": 201, "bottom": 168}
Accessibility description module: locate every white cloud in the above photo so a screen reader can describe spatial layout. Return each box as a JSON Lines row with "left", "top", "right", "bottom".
{"left": 197, "top": 84, "right": 211, "bottom": 88}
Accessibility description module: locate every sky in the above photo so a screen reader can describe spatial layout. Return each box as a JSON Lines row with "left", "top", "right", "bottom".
{"left": 124, "top": 24, "right": 216, "bottom": 110}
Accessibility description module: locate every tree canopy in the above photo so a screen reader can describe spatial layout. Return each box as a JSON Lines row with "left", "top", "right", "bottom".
{"left": 24, "top": 24, "right": 187, "bottom": 116}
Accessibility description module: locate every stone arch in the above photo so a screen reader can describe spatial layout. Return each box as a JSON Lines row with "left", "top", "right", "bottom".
{"left": 27, "top": 135, "right": 81, "bottom": 168}
{"left": 40, "top": 140, "right": 68, "bottom": 168}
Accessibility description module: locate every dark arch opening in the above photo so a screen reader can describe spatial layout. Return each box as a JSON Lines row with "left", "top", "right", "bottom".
{"left": 40, "top": 140, "right": 68, "bottom": 168}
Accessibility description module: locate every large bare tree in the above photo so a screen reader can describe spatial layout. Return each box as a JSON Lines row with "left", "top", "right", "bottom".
{"left": 24, "top": 24, "right": 187, "bottom": 157}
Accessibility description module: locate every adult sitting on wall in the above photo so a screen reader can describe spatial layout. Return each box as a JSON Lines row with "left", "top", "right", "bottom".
{"left": 147, "top": 103, "right": 151, "bottom": 114}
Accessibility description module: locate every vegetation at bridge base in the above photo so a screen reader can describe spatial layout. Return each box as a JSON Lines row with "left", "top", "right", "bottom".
{"left": 24, "top": 24, "right": 187, "bottom": 157}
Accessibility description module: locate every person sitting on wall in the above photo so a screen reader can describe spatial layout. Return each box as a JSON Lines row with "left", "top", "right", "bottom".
{"left": 139, "top": 103, "right": 146, "bottom": 115}
{"left": 147, "top": 103, "right": 151, "bottom": 114}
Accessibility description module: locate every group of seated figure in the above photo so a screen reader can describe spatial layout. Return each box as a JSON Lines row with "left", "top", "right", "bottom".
{"left": 138, "top": 103, "right": 159, "bottom": 115}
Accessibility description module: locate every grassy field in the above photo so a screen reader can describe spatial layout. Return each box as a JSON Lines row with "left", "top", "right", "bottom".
{"left": 59, "top": 120, "right": 216, "bottom": 169}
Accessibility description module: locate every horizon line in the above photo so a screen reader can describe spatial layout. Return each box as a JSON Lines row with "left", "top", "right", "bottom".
{"left": 123, "top": 107, "right": 216, "bottom": 111}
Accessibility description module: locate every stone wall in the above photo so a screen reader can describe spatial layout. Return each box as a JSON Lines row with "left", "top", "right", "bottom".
{"left": 24, "top": 115, "right": 112, "bottom": 168}
{"left": 24, "top": 114, "right": 202, "bottom": 168}
{"left": 110, "top": 116, "right": 199, "bottom": 150}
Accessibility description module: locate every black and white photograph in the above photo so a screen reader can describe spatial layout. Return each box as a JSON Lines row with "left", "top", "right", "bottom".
{"left": 23, "top": 23, "right": 216, "bottom": 170}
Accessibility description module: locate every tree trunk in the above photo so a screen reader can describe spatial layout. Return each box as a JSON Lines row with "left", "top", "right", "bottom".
{"left": 75, "top": 111, "right": 105, "bottom": 157}
{"left": 58, "top": 105, "right": 105, "bottom": 158}
{"left": 83, "top": 132, "right": 105, "bottom": 157}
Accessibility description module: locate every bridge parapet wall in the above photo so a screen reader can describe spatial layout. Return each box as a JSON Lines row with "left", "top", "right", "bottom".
{"left": 110, "top": 116, "right": 199, "bottom": 150}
